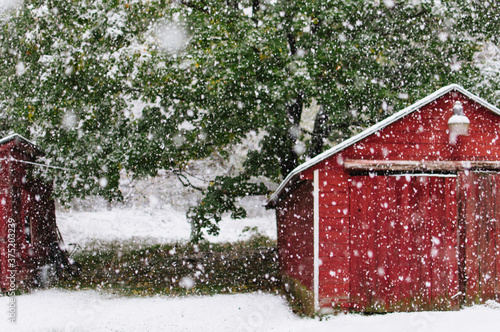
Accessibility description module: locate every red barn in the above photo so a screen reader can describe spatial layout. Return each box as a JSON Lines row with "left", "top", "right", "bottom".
{"left": 267, "top": 84, "right": 500, "bottom": 314}
{"left": 0, "top": 134, "right": 68, "bottom": 292}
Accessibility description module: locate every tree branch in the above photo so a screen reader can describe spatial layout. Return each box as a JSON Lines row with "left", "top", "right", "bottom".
{"left": 179, "top": 0, "right": 209, "bottom": 14}
{"left": 174, "top": 170, "right": 204, "bottom": 191}
{"left": 308, "top": 105, "right": 330, "bottom": 158}
{"left": 250, "top": 0, "right": 261, "bottom": 26}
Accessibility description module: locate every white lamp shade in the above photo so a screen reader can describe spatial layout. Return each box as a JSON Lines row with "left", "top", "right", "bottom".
{"left": 448, "top": 101, "right": 469, "bottom": 144}
{"left": 448, "top": 114, "right": 470, "bottom": 136}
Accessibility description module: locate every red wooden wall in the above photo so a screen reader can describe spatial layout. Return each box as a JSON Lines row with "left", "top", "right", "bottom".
{"left": 342, "top": 92, "right": 500, "bottom": 162}
{"left": 350, "top": 175, "right": 459, "bottom": 311}
{"left": 276, "top": 181, "right": 314, "bottom": 291}
{"left": 459, "top": 171, "right": 500, "bottom": 304}
{"left": 0, "top": 148, "right": 12, "bottom": 291}
{"left": 317, "top": 168, "right": 350, "bottom": 309}
{"left": 0, "top": 137, "right": 59, "bottom": 291}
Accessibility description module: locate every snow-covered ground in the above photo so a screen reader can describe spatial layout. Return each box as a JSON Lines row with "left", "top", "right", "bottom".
{"left": 5, "top": 202, "right": 499, "bottom": 331}
{"left": 1, "top": 289, "right": 500, "bottom": 332}
{"left": 56, "top": 196, "right": 276, "bottom": 246}
{"left": 3, "top": 162, "right": 498, "bottom": 331}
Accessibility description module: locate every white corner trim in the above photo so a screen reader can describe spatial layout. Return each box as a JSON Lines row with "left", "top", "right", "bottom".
{"left": 313, "top": 169, "right": 320, "bottom": 312}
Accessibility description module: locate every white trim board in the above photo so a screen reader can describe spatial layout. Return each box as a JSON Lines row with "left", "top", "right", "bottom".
{"left": 313, "top": 169, "right": 320, "bottom": 312}
{"left": 387, "top": 173, "right": 458, "bottom": 178}
{"left": 267, "top": 84, "right": 500, "bottom": 206}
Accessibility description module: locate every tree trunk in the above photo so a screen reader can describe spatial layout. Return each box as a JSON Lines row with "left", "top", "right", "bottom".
{"left": 280, "top": 92, "right": 303, "bottom": 177}
{"left": 308, "top": 105, "right": 330, "bottom": 158}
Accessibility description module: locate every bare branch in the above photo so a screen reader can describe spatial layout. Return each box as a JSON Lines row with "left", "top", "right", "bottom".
{"left": 174, "top": 170, "right": 204, "bottom": 191}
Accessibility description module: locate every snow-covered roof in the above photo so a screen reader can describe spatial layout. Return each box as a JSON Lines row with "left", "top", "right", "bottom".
{"left": 0, "top": 133, "right": 37, "bottom": 147}
{"left": 267, "top": 84, "right": 500, "bottom": 206}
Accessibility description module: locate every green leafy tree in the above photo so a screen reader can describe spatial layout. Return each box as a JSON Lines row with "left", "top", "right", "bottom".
{"left": 158, "top": 0, "right": 481, "bottom": 241}
{"left": 0, "top": 0, "right": 167, "bottom": 200}
{"left": 0, "top": 0, "right": 494, "bottom": 242}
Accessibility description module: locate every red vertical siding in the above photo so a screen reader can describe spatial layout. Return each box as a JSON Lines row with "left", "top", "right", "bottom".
{"left": 349, "top": 175, "right": 459, "bottom": 311}
{"left": 0, "top": 148, "right": 13, "bottom": 291}
{"left": 8, "top": 152, "right": 33, "bottom": 287}
{"left": 460, "top": 171, "right": 500, "bottom": 304}
{"left": 317, "top": 168, "right": 350, "bottom": 309}
{"left": 0, "top": 138, "right": 58, "bottom": 291}
{"left": 342, "top": 94, "right": 500, "bottom": 162}
{"left": 0, "top": 188, "right": 12, "bottom": 291}
{"left": 349, "top": 176, "right": 374, "bottom": 310}
{"left": 276, "top": 181, "right": 314, "bottom": 290}
{"left": 444, "top": 177, "right": 460, "bottom": 304}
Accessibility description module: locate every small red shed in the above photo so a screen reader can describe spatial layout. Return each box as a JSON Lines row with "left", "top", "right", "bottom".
{"left": 0, "top": 134, "right": 65, "bottom": 292}
{"left": 267, "top": 84, "right": 500, "bottom": 314}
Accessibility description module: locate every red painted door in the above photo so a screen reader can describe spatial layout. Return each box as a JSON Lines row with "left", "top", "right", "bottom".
{"left": 349, "top": 175, "right": 459, "bottom": 311}
{"left": 458, "top": 171, "right": 500, "bottom": 304}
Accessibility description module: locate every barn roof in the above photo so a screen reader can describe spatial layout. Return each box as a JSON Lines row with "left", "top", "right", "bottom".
{"left": 0, "top": 133, "right": 43, "bottom": 157}
{"left": 267, "top": 84, "right": 500, "bottom": 207}
{"left": 0, "top": 133, "right": 36, "bottom": 146}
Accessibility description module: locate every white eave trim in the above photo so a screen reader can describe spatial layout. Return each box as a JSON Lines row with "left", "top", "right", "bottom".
{"left": 0, "top": 133, "right": 37, "bottom": 147}
{"left": 267, "top": 84, "right": 500, "bottom": 205}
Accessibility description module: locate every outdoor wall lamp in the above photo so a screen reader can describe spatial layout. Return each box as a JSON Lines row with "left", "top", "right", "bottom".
{"left": 448, "top": 101, "right": 469, "bottom": 144}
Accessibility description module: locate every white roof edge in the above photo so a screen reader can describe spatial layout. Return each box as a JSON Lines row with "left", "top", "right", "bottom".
{"left": 267, "top": 84, "right": 500, "bottom": 205}
{"left": 0, "top": 133, "right": 37, "bottom": 147}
